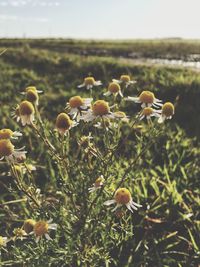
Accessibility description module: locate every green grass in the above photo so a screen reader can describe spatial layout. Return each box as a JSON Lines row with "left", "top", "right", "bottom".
{"left": 0, "top": 40, "right": 199, "bottom": 266}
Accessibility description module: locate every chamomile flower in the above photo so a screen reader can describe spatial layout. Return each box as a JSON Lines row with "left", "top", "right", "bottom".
{"left": 104, "top": 82, "right": 123, "bottom": 97}
{"left": 139, "top": 107, "right": 161, "bottom": 120}
{"left": 25, "top": 86, "right": 43, "bottom": 94}
{"left": 126, "top": 90, "right": 162, "bottom": 108}
{"left": 112, "top": 75, "right": 136, "bottom": 87}
{"left": 33, "top": 219, "right": 57, "bottom": 242}
{"left": 55, "top": 113, "right": 77, "bottom": 135}
{"left": 66, "top": 96, "right": 92, "bottom": 120}
{"left": 104, "top": 188, "right": 142, "bottom": 213}
{"left": 19, "top": 100, "right": 35, "bottom": 126}
{"left": 23, "top": 219, "right": 36, "bottom": 234}
{"left": 80, "top": 100, "right": 116, "bottom": 122}
{"left": 0, "top": 139, "right": 26, "bottom": 162}
{"left": 0, "top": 236, "right": 8, "bottom": 247}
{"left": 0, "top": 129, "right": 22, "bottom": 140}
{"left": 78, "top": 76, "right": 102, "bottom": 90}
{"left": 158, "top": 102, "right": 175, "bottom": 123}
{"left": 88, "top": 175, "right": 105, "bottom": 193}
{"left": 21, "top": 86, "right": 42, "bottom": 106}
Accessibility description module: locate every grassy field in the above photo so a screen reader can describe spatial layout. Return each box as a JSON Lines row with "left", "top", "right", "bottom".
{"left": 0, "top": 39, "right": 199, "bottom": 267}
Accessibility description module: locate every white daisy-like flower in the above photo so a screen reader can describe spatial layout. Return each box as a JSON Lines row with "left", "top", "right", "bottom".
{"left": 138, "top": 107, "right": 161, "bottom": 120}
{"left": 158, "top": 102, "right": 175, "bottom": 123}
{"left": 18, "top": 100, "right": 35, "bottom": 126}
{"left": 88, "top": 175, "right": 105, "bottom": 193}
{"left": 126, "top": 91, "right": 162, "bottom": 108}
{"left": 112, "top": 75, "right": 136, "bottom": 88}
{"left": 55, "top": 113, "right": 77, "bottom": 135}
{"left": 66, "top": 96, "right": 92, "bottom": 120}
{"left": 0, "top": 139, "right": 27, "bottom": 162}
{"left": 104, "top": 188, "right": 142, "bottom": 213}
{"left": 0, "top": 129, "right": 22, "bottom": 140}
{"left": 33, "top": 219, "right": 57, "bottom": 243}
{"left": 80, "top": 100, "right": 116, "bottom": 122}
{"left": 0, "top": 236, "right": 8, "bottom": 247}
{"left": 104, "top": 82, "right": 123, "bottom": 97}
{"left": 78, "top": 76, "right": 102, "bottom": 90}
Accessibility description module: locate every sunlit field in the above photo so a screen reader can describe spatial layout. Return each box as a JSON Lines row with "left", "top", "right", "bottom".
{"left": 0, "top": 39, "right": 200, "bottom": 267}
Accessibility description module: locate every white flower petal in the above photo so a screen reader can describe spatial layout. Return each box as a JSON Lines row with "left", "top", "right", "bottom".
{"left": 104, "top": 199, "right": 116, "bottom": 206}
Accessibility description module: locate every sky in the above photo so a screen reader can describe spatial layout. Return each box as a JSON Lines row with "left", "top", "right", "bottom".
{"left": 0, "top": 0, "right": 200, "bottom": 39}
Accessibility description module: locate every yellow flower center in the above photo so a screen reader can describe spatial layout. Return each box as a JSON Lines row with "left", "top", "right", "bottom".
{"left": 92, "top": 100, "right": 110, "bottom": 116}
{"left": 0, "top": 129, "right": 13, "bottom": 139}
{"left": 142, "top": 107, "right": 153, "bottom": 116}
{"left": 23, "top": 219, "right": 36, "bottom": 234}
{"left": 26, "top": 89, "right": 39, "bottom": 103}
{"left": 162, "top": 102, "right": 174, "bottom": 117}
{"left": 69, "top": 96, "right": 84, "bottom": 108}
{"left": 120, "top": 75, "right": 130, "bottom": 83}
{"left": 84, "top": 77, "right": 95, "bottom": 86}
{"left": 115, "top": 188, "right": 131, "bottom": 205}
{"left": 139, "top": 91, "right": 155, "bottom": 104}
{"left": 56, "top": 113, "right": 72, "bottom": 131}
{"left": 19, "top": 101, "right": 35, "bottom": 116}
{"left": 108, "top": 82, "right": 120, "bottom": 93}
{"left": 34, "top": 221, "right": 48, "bottom": 237}
{"left": 95, "top": 176, "right": 104, "bottom": 187}
{"left": 0, "top": 139, "right": 14, "bottom": 157}
{"left": 26, "top": 86, "right": 37, "bottom": 92}
{"left": 0, "top": 236, "right": 5, "bottom": 246}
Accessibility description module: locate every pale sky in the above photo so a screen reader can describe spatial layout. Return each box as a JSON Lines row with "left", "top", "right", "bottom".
{"left": 0, "top": 0, "right": 200, "bottom": 39}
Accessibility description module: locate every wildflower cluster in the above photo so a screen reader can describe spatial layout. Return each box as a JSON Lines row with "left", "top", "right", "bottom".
{"left": 1, "top": 75, "right": 175, "bottom": 265}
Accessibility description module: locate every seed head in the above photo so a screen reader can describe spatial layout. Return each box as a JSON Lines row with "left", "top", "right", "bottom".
{"left": 162, "top": 102, "right": 174, "bottom": 117}
{"left": 56, "top": 113, "right": 72, "bottom": 132}
{"left": 0, "top": 129, "right": 13, "bottom": 139}
{"left": 0, "top": 139, "right": 14, "bottom": 157}
{"left": 19, "top": 101, "right": 35, "bottom": 116}
{"left": 92, "top": 100, "right": 110, "bottom": 116}
{"left": 84, "top": 77, "right": 95, "bottom": 86}
{"left": 108, "top": 82, "right": 120, "bottom": 93}
{"left": 120, "top": 75, "right": 130, "bottom": 83}
{"left": 34, "top": 221, "right": 48, "bottom": 237}
{"left": 139, "top": 91, "right": 155, "bottom": 104}
{"left": 26, "top": 89, "right": 39, "bottom": 103}
{"left": 142, "top": 107, "right": 154, "bottom": 116}
{"left": 114, "top": 188, "right": 131, "bottom": 205}
{"left": 69, "top": 96, "right": 84, "bottom": 108}
{"left": 26, "top": 86, "right": 37, "bottom": 92}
